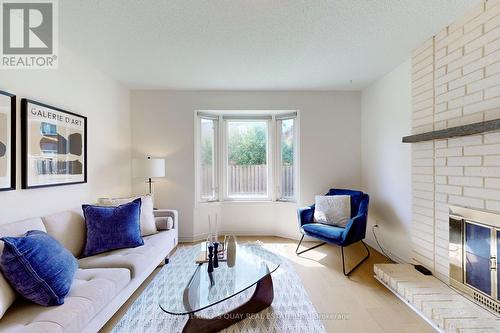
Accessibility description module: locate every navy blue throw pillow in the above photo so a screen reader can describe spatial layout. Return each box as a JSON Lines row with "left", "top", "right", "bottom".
{"left": 0, "top": 230, "right": 78, "bottom": 306}
{"left": 82, "top": 198, "right": 144, "bottom": 257}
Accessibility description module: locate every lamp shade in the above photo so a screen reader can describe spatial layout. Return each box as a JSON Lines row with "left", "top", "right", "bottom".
{"left": 132, "top": 158, "right": 165, "bottom": 179}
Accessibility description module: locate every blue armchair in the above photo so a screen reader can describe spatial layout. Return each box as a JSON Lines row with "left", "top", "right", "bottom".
{"left": 296, "top": 188, "right": 370, "bottom": 276}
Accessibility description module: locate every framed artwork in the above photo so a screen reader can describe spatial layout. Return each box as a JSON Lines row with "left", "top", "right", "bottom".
{"left": 0, "top": 91, "right": 16, "bottom": 191}
{"left": 21, "top": 99, "right": 87, "bottom": 189}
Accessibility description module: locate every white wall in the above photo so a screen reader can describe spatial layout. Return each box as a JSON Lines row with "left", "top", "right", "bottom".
{"left": 0, "top": 46, "right": 132, "bottom": 222}
{"left": 130, "top": 91, "right": 362, "bottom": 241}
{"left": 361, "top": 59, "right": 412, "bottom": 263}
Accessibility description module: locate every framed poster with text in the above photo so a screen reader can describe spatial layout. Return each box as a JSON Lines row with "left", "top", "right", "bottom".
{"left": 21, "top": 99, "right": 87, "bottom": 189}
{"left": 0, "top": 91, "right": 16, "bottom": 191}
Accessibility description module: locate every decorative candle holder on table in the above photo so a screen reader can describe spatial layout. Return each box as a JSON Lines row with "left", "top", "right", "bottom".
{"left": 207, "top": 244, "right": 215, "bottom": 286}
{"left": 204, "top": 235, "right": 227, "bottom": 261}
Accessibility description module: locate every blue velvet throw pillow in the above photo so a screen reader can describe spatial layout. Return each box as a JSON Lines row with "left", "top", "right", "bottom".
{"left": 0, "top": 230, "right": 78, "bottom": 306}
{"left": 82, "top": 198, "right": 144, "bottom": 257}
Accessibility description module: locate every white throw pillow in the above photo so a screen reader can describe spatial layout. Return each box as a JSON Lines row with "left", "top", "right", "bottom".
{"left": 98, "top": 195, "right": 157, "bottom": 236}
{"left": 314, "top": 195, "right": 351, "bottom": 227}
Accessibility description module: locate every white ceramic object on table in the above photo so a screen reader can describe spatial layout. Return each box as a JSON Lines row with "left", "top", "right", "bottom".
{"left": 226, "top": 235, "right": 237, "bottom": 267}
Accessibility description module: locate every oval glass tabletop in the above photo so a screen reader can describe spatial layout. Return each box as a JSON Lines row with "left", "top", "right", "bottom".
{"left": 159, "top": 243, "right": 281, "bottom": 315}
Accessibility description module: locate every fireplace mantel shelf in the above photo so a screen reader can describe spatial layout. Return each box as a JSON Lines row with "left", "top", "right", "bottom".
{"left": 402, "top": 118, "right": 500, "bottom": 143}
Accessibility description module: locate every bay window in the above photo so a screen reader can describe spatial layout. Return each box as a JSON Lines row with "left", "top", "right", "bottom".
{"left": 196, "top": 111, "right": 298, "bottom": 202}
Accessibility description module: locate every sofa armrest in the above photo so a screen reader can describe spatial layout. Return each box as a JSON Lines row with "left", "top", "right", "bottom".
{"left": 154, "top": 209, "right": 178, "bottom": 230}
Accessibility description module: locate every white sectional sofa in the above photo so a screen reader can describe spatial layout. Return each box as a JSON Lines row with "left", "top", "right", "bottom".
{"left": 0, "top": 208, "right": 178, "bottom": 333}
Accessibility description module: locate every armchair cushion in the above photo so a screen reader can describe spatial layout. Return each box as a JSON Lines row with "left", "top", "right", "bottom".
{"left": 302, "top": 224, "right": 345, "bottom": 243}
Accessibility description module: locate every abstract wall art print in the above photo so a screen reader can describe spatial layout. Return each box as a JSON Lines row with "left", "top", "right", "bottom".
{"left": 0, "top": 91, "right": 16, "bottom": 191}
{"left": 21, "top": 99, "right": 87, "bottom": 189}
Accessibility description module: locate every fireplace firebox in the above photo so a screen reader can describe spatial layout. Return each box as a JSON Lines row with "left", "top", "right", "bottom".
{"left": 449, "top": 206, "right": 500, "bottom": 313}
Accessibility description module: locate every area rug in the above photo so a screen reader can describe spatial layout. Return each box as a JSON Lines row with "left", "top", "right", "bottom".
{"left": 112, "top": 242, "right": 326, "bottom": 333}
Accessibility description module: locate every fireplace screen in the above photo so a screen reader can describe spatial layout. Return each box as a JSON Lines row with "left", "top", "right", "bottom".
{"left": 498, "top": 231, "right": 500, "bottom": 300}
{"left": 449, "top": 206, "right": 500, "bottom": 313}
{"left": 465, "top": 222, "right": 492, "bottom": 295}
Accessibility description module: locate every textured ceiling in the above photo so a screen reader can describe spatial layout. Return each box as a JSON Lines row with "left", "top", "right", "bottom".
{"left": 60, "top": 0, "right": 479, "bottom": 90}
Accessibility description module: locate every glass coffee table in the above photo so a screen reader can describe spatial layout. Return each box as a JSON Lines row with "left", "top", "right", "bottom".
{"left": 159, "top": 243, "right": 280, "bottom": 333}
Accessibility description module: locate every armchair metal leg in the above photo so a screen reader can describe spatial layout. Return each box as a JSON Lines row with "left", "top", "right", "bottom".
{"left": 295, "top": 235, "right": 327, "bottom": 255}
{"left": 341, "top": 240, "right": 370, "bottom": 276}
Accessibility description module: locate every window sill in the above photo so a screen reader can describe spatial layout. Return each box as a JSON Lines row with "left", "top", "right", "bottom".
{"left": 275, "top": 200, "right": 298, "bottom": 205}
{"left": 198, "top": 200, "right": 297, "bottom": 205}
{"left": 222, "top": 200, "right": 273, "bottom": 204}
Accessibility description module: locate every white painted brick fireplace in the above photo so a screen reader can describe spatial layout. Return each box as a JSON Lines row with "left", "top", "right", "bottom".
{"left": 411, "top": 0, "right": 500, "bottom": 282}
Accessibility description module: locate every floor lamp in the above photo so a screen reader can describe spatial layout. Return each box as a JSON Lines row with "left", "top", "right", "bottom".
{"left": 132, "top": 157, "right": 165, "bottom": 206}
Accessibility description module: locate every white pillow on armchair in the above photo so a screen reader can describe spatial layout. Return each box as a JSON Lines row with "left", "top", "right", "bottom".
{"left": 313, "top": 195, "right": 351, "bottom": 227}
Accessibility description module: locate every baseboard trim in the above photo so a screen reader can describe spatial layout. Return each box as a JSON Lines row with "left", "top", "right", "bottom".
{"left": 363, "top": 238, "right": 406, "bottom": 263}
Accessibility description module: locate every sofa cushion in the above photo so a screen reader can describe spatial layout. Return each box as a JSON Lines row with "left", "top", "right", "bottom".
{"left": 0, "top": 230, "right": 78, "bottom": 306}
{"left": 99, "top": 195, "right": 157, "bottom": 236}
{"left": 302, "top": 223, "right": 345, "bottom": 242}
{"left": 0, "top": 217, "right": 46, "bottom": 237}
{"left": 82, "top": 199, "right": 144, "bottom": 257}
{"left": 78, "top": 231, "right": 171, "bottom": 278}
{"left": 0, "top": 268, "right": 130, "bottom": 333}
{"left": 42, "top": 209, "right": 86, "bottom": 257}
{"left": 0, "top": 270, "right": 16, "bottom": 319}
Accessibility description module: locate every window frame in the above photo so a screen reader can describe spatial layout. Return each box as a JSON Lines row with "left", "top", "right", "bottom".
{"left": 196, "top": 114, "right": 219, "bottom": 202}
{"left": 275, "top": 115, "right": 298, "bottom": 202}
{"left": 222, "top": 118, "right": 273, "bottom": 202}
{"left": 195, "top": 110, "right": 299, "bottom": 203}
